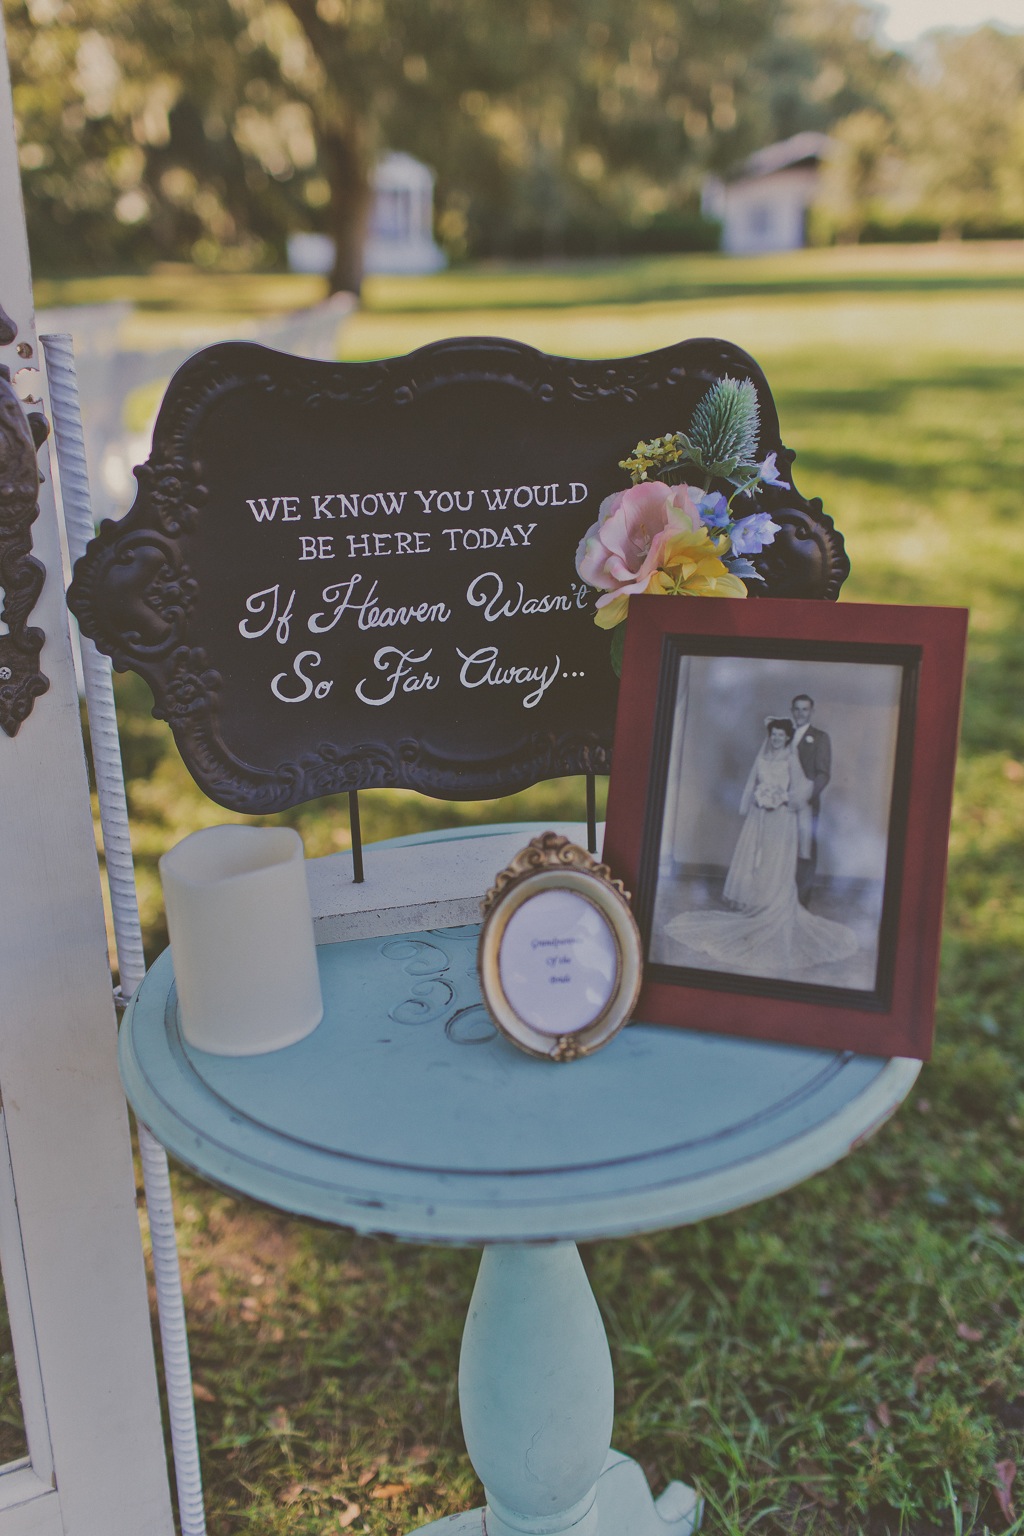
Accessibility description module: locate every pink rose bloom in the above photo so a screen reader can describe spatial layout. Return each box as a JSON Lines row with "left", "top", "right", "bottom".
{"left": 575, "top": 481, "right": 704, "bottom": 602}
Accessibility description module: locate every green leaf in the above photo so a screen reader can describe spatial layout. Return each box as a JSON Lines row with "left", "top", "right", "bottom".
{"left": 610, "top": 623, "right": 626, "bottom": 678}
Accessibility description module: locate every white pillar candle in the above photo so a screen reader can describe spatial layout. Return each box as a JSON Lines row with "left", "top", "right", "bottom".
{"left": 159, "top": 825, "right": 323, "bottom": 1055}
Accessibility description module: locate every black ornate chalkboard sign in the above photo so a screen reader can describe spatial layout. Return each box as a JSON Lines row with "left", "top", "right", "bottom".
{"left": 68, "top": 336, "right": 847, "bottom": 811}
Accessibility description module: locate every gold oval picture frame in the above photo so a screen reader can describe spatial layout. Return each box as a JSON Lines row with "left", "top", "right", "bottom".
{"left": 478, "top": 832, "right": 643, "bottom": 1062}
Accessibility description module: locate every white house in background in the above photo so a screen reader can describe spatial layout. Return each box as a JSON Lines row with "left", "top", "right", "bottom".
{"left": 702, "top": 131, "right": 832, "bottom": 256}
{"left": 288, "top": 151, "right": 446, "bottom": 278}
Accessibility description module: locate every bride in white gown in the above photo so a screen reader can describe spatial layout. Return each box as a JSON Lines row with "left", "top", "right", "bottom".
{"left": 665, "top": 717, "right": 858, "bottom": 977}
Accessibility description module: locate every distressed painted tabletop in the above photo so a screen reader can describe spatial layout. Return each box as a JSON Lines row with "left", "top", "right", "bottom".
{"left": 119, "top": 825, "right": 919, "bottom": 1245}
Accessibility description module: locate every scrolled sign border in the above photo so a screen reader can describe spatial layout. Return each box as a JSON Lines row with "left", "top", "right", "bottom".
{"left": 68, "top": 335, "right": 848, "bottom": 811}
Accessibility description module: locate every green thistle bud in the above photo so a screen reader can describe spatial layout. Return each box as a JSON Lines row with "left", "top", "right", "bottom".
{"left": 689, "top": 377, "right": 760, "bottom": 470}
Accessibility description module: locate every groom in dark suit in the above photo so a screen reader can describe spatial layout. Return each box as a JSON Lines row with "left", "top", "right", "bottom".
{"left": 792, "top": 694, "right": 831, "bottom": 907}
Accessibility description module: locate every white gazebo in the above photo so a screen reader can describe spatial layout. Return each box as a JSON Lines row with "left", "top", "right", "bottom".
{"left": 702, "top": 132, "right": 832, "bottom": 256}
{"left": 288, "top": 151, "right": 446, "bottom": 279}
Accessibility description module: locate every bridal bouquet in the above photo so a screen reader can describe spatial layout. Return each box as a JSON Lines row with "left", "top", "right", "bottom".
{"left": 575, "top": 376, "right": 786, "bottom": 674}
{"left": 754, "top": 782, "right": 789, "bottom": 811}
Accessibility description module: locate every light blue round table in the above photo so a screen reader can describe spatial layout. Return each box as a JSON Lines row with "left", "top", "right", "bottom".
{"left": 119, "top": 825, "right": 920, "bottom": 1536}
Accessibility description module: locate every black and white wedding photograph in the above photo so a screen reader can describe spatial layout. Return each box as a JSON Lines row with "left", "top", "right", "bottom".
{"left": 646, "top": 652, "right": 907, "bottom": 995}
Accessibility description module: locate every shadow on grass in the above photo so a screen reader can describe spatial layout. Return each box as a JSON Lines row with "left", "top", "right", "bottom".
{"left": 779, "top": 361, "right": 1024, "bottom": 501}
{"left": 364, "top": 268, "right": 1024, "bottom": 317}
{"left": 786, "top": 362, "right": 1024, "bottom": 412}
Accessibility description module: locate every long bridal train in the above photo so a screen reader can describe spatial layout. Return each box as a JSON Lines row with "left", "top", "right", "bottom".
{"left": 665, "top": 870, "right": 859, "bottom": 978}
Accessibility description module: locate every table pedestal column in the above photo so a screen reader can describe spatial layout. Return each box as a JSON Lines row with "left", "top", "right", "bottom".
{"left": 413, "top": 1243, "right": 701, "bottom": 1536}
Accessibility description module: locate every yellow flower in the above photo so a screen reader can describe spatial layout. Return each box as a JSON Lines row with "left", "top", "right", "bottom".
{"left": 652, "top": 526, "right": 749, "bottom": 599}
{"left": 595, "top": 592, "right": 630, "bottom": 628}
{"left": 594, "top": 525, "right": 745, "bottom": 627}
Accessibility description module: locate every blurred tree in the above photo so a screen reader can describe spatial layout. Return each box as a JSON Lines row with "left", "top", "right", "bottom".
{"left": 812, "top": 23, "right": 1024, "bottom": 242}
{"left": 277, "top": 0, "right": 788, "bottom": 282}
{"left": 816, "top": 107, "right": 898, "bottom": 241}
{"left": 754, "top": 0, "right": 903, "bottom": 144}
{"left": 739, "top": 0, "right": 907, "bottom": 244}
{"left": 899, "top": 26, "right": 1024, "bottom": 237}
{"left": 6, "top": 0, "right": 1021, "bottom": 283}
{"left": 5, "top": 0, "right": 788, "bottom": 285}
{"left": 412, "top": 0, "right": 788, "bottom": 261}
{"left": 6, "top": 0, "right": 312, "bottom": 273}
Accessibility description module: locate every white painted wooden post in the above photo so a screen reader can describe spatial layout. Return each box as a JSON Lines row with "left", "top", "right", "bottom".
{"left": 42, "top": 332, "right": 207, "bottom": 1536}
{"left": 0, "top": 13, "right": 175, "bottom": 1535}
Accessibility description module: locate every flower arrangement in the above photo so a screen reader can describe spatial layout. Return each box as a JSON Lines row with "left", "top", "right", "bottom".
{"left": 575, "top": 376, "right": 787, "bottom": 673}
{"left": 753, "top": 781, "right": 789, "bottom": 811}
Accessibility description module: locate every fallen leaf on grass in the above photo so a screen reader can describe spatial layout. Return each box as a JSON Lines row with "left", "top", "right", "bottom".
{"left": 356, "top": 1463, "right": 380, "bottom": 1487}
{"left": 957, "top": 1322, "right": 984, "bottom": 1342}
{"left": 192, "top": 1382, "right": 217, "bottom": 1403}
{"left": 372, "top": 1483, "right": 410, "bottom": 1500}
{"left": 407, "top": 1444, "right": 436, "bottom": 1464}
{"left": 913, "top": 1354, "right": 939, "bottom": 1384}
{"left": 335, "top": 1500, "right": 361, "bottom": 1529}
{"left": 876, "top": 1402, "right": 892, "bottom": 1428}
{"left": 268, "top": 1405, "right": 292, "bottom": 1433}
{"left": 995, "top": 1460, "right": 1016, "bottom": 1523}
{"left": 278, "top": 1482, "right": 321, "bottom": 1507}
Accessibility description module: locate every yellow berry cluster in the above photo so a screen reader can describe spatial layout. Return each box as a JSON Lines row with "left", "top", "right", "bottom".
{"left": 618, "top": 432, "right": 685, "bottom": 484}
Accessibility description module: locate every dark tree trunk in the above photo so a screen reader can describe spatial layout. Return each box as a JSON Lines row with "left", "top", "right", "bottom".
{"left": 322, "top": 125, "right": 373, "bottom": 298}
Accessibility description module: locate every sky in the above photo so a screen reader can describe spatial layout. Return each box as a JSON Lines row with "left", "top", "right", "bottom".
{"left": 877, "top": 0, "right": 1024, "bottom": 43}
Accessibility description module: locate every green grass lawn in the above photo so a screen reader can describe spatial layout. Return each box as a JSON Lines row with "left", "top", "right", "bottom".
{"left": 39, "top": 244, "right": 1024, "bottom": 1534}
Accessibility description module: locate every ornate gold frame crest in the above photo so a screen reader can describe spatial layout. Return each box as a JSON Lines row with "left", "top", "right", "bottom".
{"left": 478, "top": 832, "right": 643, "bottom": 1062}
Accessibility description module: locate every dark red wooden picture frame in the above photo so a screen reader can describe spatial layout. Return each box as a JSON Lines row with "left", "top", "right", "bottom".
{"left": 603, "top": 597, "right": 967, "bottom": 1058}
